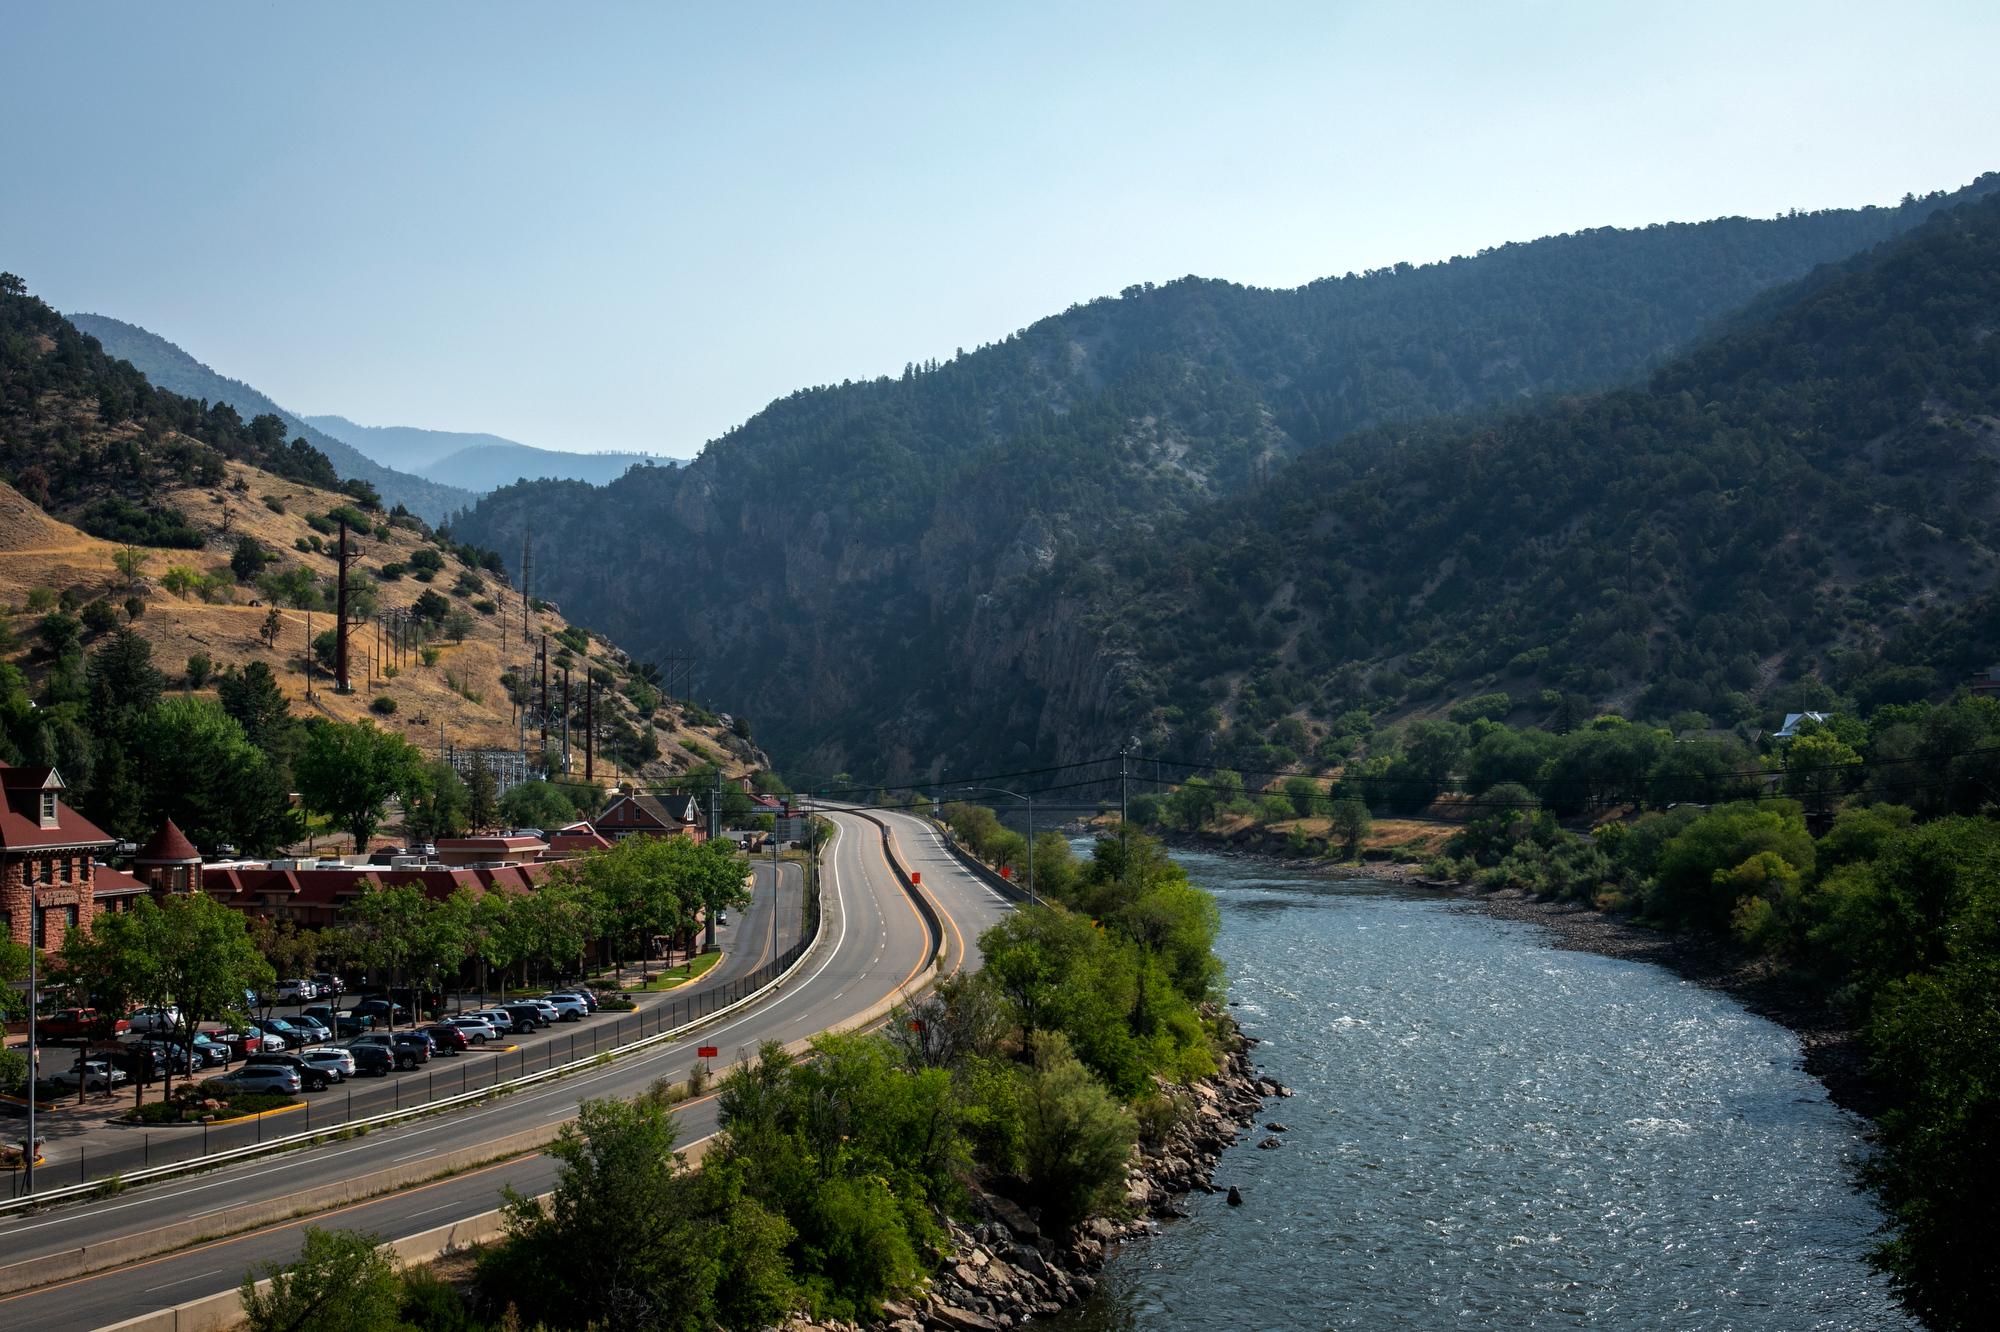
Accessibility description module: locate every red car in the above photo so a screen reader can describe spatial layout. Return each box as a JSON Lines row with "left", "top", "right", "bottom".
{"left": 207, "top": 1027, "right": 266, "bottom": 1057}
{"left": 39, "top": 1008, "right": 130, "bottom": 1040}
{"left": 421, "top": 1023, "right": 470, "bottom": 1054}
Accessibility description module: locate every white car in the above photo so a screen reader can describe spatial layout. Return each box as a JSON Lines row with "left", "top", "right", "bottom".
{"left": 126, "top": 1005, "right": 181, "bottom": 1034}
{"left": 541, "top": 995, "right": 588, "bottom": 1021}
{"left": 527, "top": 999, "right": 565, "bottom": 1023}
{"left": 464, "top": 1008, "right": 514, "bottom": 1034}
{"left": 444, "top": 1016, "right": 497, "bottom": 1043}
{"left": 274, "top": 978, "right": 319, "bottom": 1003}
{"left": 297, "top": 1047, "right": 355, "bottom": 1080}
{"left": 47, "top": 1059, "right": 129, "bottom": 1092}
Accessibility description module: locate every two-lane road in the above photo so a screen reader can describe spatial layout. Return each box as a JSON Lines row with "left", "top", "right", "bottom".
{"left": 0, "top": 810, "right": 991, "bottom": 1331}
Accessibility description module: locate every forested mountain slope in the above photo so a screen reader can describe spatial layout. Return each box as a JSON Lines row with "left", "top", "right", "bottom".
{"left": 452, "top": 177, "right": 1997, "bottom": 777}
{"left": 1022, "top": 190, "right": 2000, "bottom": 770}
{"left": 65, "top": 314, "right": 473, "bottom": 522}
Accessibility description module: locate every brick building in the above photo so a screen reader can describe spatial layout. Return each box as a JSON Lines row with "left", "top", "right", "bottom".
{"left": 595, "top": 792, "right": 706, "bottom": 843}
{"left": 0, "top": 762, "right": 117, "bottom": 949}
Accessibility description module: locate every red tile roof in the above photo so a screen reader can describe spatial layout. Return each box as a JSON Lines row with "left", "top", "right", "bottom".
{"left": 0, "top": 761, "right": 116, "bottom": 853}
{"left": 135, "top": 818, "right": 202, "bottom": 864}
{"left": 91, "top": 865, "right": 149, "bottom": 897}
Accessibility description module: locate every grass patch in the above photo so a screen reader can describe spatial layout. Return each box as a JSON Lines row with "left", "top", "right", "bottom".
{"left": 625, "top": 951, "right": 721, "bottom": 992}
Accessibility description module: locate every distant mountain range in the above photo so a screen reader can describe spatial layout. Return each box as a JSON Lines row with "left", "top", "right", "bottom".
{"left": 303, "top": 415, "right": 668, "bottom": 492}
{"left": 64, "top": 313, "right": 473, "bottom": 522}
{"left": 65, "top": 315, "right": 668, "bottom": 514}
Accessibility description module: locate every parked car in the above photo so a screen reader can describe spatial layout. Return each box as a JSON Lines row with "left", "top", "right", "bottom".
{"left": 188, "top": 1033, "right": 233, "bottom": 1067}
{"left": 210, "top": 1027, "right": 266, "bottom": 1058}
{"left": 348, "top": 1032, "right": 430, "bottom": 1070}
{"left": 126, "top": 1005, "right": 182, "bottom": 1034}
{"left": 540, "top": 995, "right": 588, "bottom": 1022}
{"left": 464, "top": 1008, "right": 515, "bottom": 1035}
{"left": 525, "top": 999, "right": 562, "bottom": 1024}
{"left": 146, "top": 1033, "right": 231, "bottom": 1068}
{"left": 444, "top": 1016, "right": 497, "bottom": 1044}
{"left": 346, "top": 1043, "right": 395, "bottom": 1076}
{"left": 422, "top": 1023, "right": 470, "bottom": 1054}
{"left": 312, "top": 973, "right": 347, "bottom": 996}
{"left": 303, "top": 1004, "right": 373, "bottom": 1037}
{"left": 351, "top": 997, "right": 411, "bottom": 1027}
{"left": 288, "top": 1014, "right": 333, "bottom": 1044}
{"left": 243, "top": 1052, "right": 334, "bottom": 1091}
{"left": 40, "top": 1008, "right": 130, "bottom": 1040}
{"left": 106, "top": 1044, "right": 180, "bottom": 1080}
{"left": 249, "top": 1017, "right": 302, "bottom": 1051}
{"left": 274, "top": 978, "right": 318, "bottom": 1003}
{"left": 210, "top": 1065, "right": 301, "bottom": 1096}
{"left": 131, "top": 1039, "right": 200, "bottom": 1076}
{"left": 299, "top": 1046, "right": 357, "bottom": 1079}
{"left": 45, "top": 1059, "right": 128, "bottom": 1091}
{"left": 499, "top": 1004, "right": 545, "bottom": 1033}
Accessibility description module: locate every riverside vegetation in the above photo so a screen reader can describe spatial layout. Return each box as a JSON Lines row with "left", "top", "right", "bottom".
{"left": 1118, "top": 693, "right": 1999, "bottom": 1331}
{"left": 234, "top": 829, "right": 1248, "bottom": 1331}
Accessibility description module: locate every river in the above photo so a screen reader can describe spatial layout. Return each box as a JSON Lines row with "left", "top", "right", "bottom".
{"left": 1048, "top": 850, "right": 1910, "bottom": 1331}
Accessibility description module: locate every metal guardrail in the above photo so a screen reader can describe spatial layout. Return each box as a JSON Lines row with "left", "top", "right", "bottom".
{"left": 1, "top": 846, "right": 828, "bottom": 1214}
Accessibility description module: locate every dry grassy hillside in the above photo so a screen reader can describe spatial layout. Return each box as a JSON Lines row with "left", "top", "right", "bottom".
{"left": 0, "top": 464, "right": 756, "bottom": 785}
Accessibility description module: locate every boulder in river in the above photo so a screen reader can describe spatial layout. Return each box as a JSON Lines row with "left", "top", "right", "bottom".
{"left": 1257, "top": 1136, "right": 1282, "bottom": 1149}
{"left": 1227, "top": 1185, "right": 1244, "bottom": 1206}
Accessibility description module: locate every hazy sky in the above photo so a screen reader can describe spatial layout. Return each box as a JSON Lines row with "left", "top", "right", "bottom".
{"left": 4, "top": 2, "right": 1996, "bottom": 456}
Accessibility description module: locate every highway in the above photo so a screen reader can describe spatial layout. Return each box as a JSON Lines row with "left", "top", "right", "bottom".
{"left": 0, "top": 809, "right": 1009, "bottom": 1331}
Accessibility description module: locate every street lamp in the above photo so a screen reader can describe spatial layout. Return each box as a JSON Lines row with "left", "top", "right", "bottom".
{"left": 954, "top": 786, "right": 1037, "bottom": 906}
{"left": 22, "top": 872, "right": 38, "bottom": 1195}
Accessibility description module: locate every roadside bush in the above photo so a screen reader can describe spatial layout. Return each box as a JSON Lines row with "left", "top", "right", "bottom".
{"left": 1018, "top": 1032, "right": 1136, "bottom": 1232}
{"left": 242, "top": 1227, "right": 402, "bottom": 1332}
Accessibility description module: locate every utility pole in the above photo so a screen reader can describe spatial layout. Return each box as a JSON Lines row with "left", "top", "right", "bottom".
{"left": 334, "top": 517, "right": 351, "bottom": 694}
{"left": 1119, "top": 743, "right": 1131, "bottom": 882}
{"left": 709, "top": 771, "right": 721, "bottom": 842}
{"left": 584, "top": 673, "right": 595, "bottom": 782}
{"left": 539, "top": 632, "right": 550, "bottom": 750}
{"left": 560, "top": 666, "right": 571, "bottom": 775}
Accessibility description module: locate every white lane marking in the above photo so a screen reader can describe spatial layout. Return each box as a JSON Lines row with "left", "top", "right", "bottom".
{"left": 144, "top": 1267, "right": 224, "bottom": 1292}
{"left": 408, "top": 1202, "right": 458, "bottom": 1218}
{"left": 392, "top": 1148, "right": 433, "bottom": 1162}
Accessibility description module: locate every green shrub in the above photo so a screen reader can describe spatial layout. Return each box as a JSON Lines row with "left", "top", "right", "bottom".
{"left": 371, "top": 696, "right": 398, "bottom": 715}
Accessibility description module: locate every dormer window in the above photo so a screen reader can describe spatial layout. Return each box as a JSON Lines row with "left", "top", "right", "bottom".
{"left": 40, "top": 791, "right": 58, "bottom": 827}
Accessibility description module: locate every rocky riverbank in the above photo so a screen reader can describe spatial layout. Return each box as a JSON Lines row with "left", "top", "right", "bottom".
{"left": 785, "top": 1037, "right": 1284, "bottom": 1332}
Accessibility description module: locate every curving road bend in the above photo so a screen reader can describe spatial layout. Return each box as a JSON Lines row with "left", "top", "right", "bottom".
{"left": 0, "top": 810, "right": 999, "bottom": 1331}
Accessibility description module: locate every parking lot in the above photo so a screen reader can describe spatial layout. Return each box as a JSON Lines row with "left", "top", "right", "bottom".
{"left": 4, "top": 868, "right": 809, "bottom": 1198}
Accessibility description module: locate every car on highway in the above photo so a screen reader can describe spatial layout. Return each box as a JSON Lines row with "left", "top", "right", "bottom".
{"left": 39, "top": 1008, "right": 129, "bottom": 1040}
{"left": 421, "top": 1023, "right": 471, "bottom": 1054}
{"left": 463, "top": 1008, "right": 515, "bottom": 1035}
{"left": 209, "top": 1065, "right": 301, "bottom": 1096}
{"left": 44, "top": 1059, "right": 128, "bottom": 1092}
{"left": 274, "top": 978, "right": 319, "bottom": 1003}
{"left": 126, "top": 1005, "right": 182, "bottom": 1034}
{"left": 443, "top": 1015, "right": 497, "bottom": 1043}
{"left": 539, "top": 995, "right": 588, "bottom": 1022}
